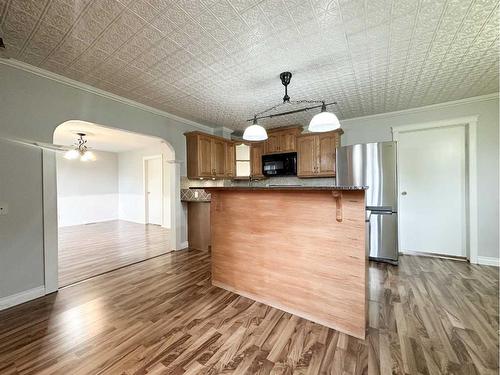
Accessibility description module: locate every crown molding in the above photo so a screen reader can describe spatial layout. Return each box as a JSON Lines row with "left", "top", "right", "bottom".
{"left": 0, "top": 58, "right": 215, "bottom": 134}
{"left": 214, "top": 126, "right": 234, "bottom": 136}
{"left": 341, "top": 92, "right": 499, "bottom": 124}
{"left": 217, "top": 126, "right": 234, "bottom": 133}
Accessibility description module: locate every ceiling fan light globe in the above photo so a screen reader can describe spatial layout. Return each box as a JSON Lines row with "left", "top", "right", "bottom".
{"left": 80, "top": 150, "right": 96, "bottom": 162}
{"left": 64, "top": 149, "right": 80, "bottom": 160}
{"left": 243, "top": 124, "right": 268, "bottom": 141}
{"left": 308, "top": 111, "right": 341, "bottom": 132}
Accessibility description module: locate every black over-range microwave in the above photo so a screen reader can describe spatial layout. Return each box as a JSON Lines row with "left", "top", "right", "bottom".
{"left": 262, "top": 152, "right": 297, "bottom": 177}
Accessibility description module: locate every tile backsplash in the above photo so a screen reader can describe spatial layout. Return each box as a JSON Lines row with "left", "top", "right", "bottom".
{"left": 229, "top": 176, "right": 336, "bottom": 187}
{"left": 181, "top": 176, "right": 336, "bottom": 189}
{"left": 181, "top": 177, "right": 225, "bottom": 189}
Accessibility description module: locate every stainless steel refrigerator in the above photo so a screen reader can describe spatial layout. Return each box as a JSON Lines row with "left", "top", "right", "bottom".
{"left": 336, "top": 141, "right": 398, "bottom": 264}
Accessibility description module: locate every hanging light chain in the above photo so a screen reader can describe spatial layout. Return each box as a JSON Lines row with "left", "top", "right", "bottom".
{"left": 249, "top": 101, "right": 336, "bottom": 122}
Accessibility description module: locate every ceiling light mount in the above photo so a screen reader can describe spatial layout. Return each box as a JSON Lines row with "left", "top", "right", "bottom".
{"left": 280, "top": 71, "right": 292, "bottom": 103}
{"left": 64, "top": 132, "right": 96, "bottom": 161}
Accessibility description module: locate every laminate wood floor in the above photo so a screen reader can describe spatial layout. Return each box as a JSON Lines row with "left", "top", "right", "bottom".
{"left": 58, "top": 220, "right": 170, "bottom": 287}
{"left": 1, "top": 251, "right": 497, "bottom": 374}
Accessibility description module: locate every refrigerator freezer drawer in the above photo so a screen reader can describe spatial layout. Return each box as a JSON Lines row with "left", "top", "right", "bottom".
{"left": 369, "top": 211, "right": 398, "bottom": 262}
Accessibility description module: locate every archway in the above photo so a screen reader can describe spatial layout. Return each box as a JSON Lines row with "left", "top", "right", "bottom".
{"left": 46, "top": 120, "right": 180, "bottom": 288}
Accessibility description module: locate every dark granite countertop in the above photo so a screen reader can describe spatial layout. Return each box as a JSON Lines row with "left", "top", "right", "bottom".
{"left": 198, "top": 185, "right": 368, "bottom": 191}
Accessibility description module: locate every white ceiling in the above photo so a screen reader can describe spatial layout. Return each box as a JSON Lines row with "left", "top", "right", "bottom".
{"left": 1, "top": 0, "right": 498, "bottom": 131}
{"left": 53, "top": 120, "right": 162, "bottom": 152}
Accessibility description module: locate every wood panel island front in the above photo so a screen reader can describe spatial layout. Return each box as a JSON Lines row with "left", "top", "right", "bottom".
{"left": 204, "top": 186, "right": 368, "bottom": 339}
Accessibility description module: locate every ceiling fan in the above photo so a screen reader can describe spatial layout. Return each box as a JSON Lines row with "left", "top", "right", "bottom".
{"left": 0, "top": 133, "right": 96, "bottom": 161}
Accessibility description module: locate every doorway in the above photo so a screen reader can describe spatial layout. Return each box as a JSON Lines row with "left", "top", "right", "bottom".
{"left": 53, "top": 121, "right": 175, "bottom": 287}
{"left": 393, "top": 117, "right": 478, "bottom": 261}
{"left": 144, "top": 155, "right": 163, "bottom": 225}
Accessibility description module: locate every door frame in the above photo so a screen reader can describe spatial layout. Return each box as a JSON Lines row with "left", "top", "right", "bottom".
{"left": 143, "top": 154, "right": 164, "bottom": 226}
{"left": 392, "top": 116, "right": 478, "bottom": 263}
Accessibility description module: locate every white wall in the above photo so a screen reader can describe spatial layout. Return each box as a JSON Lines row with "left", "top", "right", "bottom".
{"left": 0, "top": 60, "right": 213, "bottom": 301}
{"left": 118, "top": 144, "right": 173, "bottom": 228}
{"left": 56, "top": 151, "right": 119, "bottom": 227}
{"left": 341, "top": 95, "right": 499, "bottom": 261}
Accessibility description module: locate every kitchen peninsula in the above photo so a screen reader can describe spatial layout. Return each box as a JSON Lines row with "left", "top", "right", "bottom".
{"left": 205, "top": 186, "right": 368, "bottom": 339}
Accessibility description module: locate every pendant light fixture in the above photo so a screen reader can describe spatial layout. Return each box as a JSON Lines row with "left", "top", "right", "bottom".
{"left": 64, "top": 133, "right": 96, "bottom": 161}
{"left": 243, "top": 116, "right": 268, "bottom": 141}
{"left": 245, "top": 72, "right": 340, "bottom": 134}
{"left": 308, "top": 101, "right": 341, "bottom": 132}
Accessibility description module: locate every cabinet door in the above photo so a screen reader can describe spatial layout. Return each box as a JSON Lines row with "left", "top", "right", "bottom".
{"left": 250, "top": 143, "right": 264, "bottom": 178}
{"left": 198, "top": 135, "right": 213, "bottom": 177}
{"left": 297, "top": 136, "right": 317, "bottom": 177}
{"left": 212, "top": 139, "right": 226, "bottom": 177}
{"left": 280, "top": 131, "right": 296, "bottom": 152}
{"left": 265, "top": 133, "right": 281, "bottom": 154}
{"left": 225, "top": 142, "right": 236, "bottom": 178}
{"left": 317, "top": 133, "right": 337, "bottom": 176}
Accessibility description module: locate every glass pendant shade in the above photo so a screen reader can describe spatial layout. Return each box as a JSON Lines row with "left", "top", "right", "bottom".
{"left": 80, "top": 150, "right": 96, "bottom": 162}
{"left": 308, "top": 103, "right": 341, "bottom": 132}
{"left": 64, "top": 149, "right": 79, "bottom": 160}
{"left": 243, "top": 118, "right": 268, "bottom": 141}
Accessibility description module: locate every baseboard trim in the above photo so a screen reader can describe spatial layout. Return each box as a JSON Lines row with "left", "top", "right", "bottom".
{"left": 477, "top": 256, "right": 500, "bottom": 267}
{"left": 0, "top": 286, "right": 46, "bottom": 311}
{"left": 400, "top": 250, "right": 468, "bottom": 262}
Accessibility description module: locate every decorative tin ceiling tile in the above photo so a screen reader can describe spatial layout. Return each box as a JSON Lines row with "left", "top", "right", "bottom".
{"left": 0, "top": 0, "right": 498, "bottom": 131}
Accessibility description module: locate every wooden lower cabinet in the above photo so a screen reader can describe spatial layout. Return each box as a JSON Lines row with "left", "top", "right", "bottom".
{"left": 187, "top": 202, "right": 211, "bottom": 251}
{"left": 297, "top": 130, "right": 341, "bottom": 177}
{"left": 250, "top": 142, "right": 264, "bottom": 179}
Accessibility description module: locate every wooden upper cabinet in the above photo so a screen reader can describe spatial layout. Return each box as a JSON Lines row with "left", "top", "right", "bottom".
{"left": 212, "top": 138, "right": 226, "bottom": 177}
{"left": 225, "top": 142, "right": 236, "bottom": 178}
{"left": 195, "top": 134, "right": 213, "bottom": 178}
{"left": 297, "top": 136, "right": 317, "bottom": 177}
{"left": 186, "top": 127, "right": 341, "bottom": 180}
{"left": 265, "top": 133, "right": 281, "bottom": 154}
{"left": 280, "top": 131, "right": 297, "bottom": 152}
{"left": 264, "top": 126, "right": 302, "bottom": 154}
{"left": 185, "top": 132, "right": 235, "bottom": 179}
{"left": 317, "top": 133, "right": 337, "bottom": 176}
{"left": 250, "top": 142, "right": 264, "bottom": 179}
{"left": 297, "top": 130, "right": 342, "bottom": 178}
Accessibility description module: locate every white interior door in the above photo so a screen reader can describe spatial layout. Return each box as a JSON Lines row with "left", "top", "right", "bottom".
{"left": 145, "top": 157, "right": 162, "bottom": 225}
{"left": 398, "top": 125, "right": 466, "bottom": 257}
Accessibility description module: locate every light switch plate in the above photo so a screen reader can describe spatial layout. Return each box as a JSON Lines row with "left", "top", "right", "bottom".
{"left": 0, "top": 203, "right": 8, "bottom": 215}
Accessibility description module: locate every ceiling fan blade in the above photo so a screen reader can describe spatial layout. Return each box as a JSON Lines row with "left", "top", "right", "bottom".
{"left": 0, "top": 136, "right": 70, "bottom": 153}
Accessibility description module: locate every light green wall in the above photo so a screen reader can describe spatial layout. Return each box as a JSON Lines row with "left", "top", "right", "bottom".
{"left": 341, "top": 96, "right": 499, "bottom": 259}
{"left": 0, "top": 62, "right": 213, "bottom": 298}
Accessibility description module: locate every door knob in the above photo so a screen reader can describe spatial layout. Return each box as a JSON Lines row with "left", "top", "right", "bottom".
{"left": 401, "top": 191, "right": 407, "bottom": 196}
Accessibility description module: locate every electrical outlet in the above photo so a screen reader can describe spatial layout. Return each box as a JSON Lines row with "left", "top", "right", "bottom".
{"left": 0, "top": 203, "right": 8, "bottom": 215}
{"left": 194, "top": 191, "right": 199, "bottom": 198}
